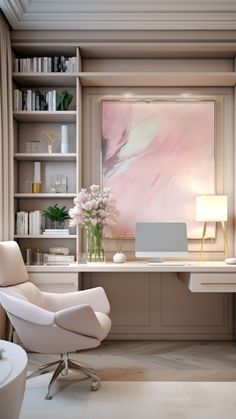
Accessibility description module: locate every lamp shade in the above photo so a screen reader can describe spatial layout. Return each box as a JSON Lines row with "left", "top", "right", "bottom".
{"left": 196, "top": 195, "right": 227, "bottom": 222}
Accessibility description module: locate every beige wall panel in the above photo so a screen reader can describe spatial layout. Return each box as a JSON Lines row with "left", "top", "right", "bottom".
{"left": 86, "top": 272, "right": 151, "bottom": 327}
{"left": 82, "top": 84, "right": 234, "bottom": 339}
{"left": 159, "top": 273, "right": 232, "bottom": 331}
{"left": 83, "top": 58, "right": 234, "bottom": 73}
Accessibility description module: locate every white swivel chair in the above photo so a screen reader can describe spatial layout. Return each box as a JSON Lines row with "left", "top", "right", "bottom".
{"left": 0, "top": 241, "right": 111, "bottom": 399}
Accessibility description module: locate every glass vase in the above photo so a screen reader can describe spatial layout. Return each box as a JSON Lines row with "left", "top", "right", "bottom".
{"left": 86, "top": 223, "right": 104, "bottom": 263}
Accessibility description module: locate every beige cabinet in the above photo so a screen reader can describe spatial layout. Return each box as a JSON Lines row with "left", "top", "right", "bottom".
{"left": 28, "top": 272, "right": 79, "bottom": 293}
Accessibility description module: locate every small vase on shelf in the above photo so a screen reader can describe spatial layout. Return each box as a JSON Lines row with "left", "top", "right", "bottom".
{"left": 61, "top": 125, "right": 69, "bottom": 153}
{"left": 86, "top": 223, "right": 104, "bottom": 263}
{"left": 113, "top": 252, "right": 126, "bottom": 263}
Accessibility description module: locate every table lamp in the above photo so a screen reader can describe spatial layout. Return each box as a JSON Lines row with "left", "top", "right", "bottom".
{"left": 196, "top": 195, "right": 228, "bottom": 258}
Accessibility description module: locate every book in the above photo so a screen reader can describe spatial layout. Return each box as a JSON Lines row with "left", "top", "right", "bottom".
{"left": 43, "top": 254, "right": 74, "bottom": 262}
{"left": 43, "top": 228, "right": 69, "bottom": 235}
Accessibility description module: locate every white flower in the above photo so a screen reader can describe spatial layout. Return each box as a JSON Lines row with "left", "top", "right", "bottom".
{"left": 69, "top": 184, "right": 119, "bottom": 227}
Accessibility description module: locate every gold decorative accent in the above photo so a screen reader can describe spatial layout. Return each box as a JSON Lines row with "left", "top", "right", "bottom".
{"left": 32, "top": 182, "right": 41, "bottom": 193}
{"left": 200, "top": 221, "right": 229, "bottom": 259}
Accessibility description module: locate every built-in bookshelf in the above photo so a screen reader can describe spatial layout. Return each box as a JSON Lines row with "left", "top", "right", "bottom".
{"left": 12, "top": 46, "right": 80, "bottom": 263}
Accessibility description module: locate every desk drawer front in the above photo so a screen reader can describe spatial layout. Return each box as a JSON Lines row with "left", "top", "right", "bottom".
{"left": 29, "top": 273, "right": 79, "bottom": 293}
{"left": 189, "top": 273, "right": 236, "bottom": 292}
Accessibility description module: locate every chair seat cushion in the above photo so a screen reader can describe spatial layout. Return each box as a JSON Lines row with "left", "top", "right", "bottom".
{"left": 55, "top": 304, "right": 111, "bottom": 341}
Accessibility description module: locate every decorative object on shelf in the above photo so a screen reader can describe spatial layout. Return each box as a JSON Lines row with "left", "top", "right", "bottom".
{"left": 33, "top": 249, "right": 43, "bottom": 265}
{"left": 113, "top": 232, "right": 127, "bottom": 263}
{"left": 69, "top": 184, "right": 119, "bottom": 263}
{"left": 25, "top": 140, "right": 41, "bottom": 153}
{"left": 32, "top": 161, "right": 41, "bottom": 193}
{"left": 42, "top": 204, "right": 70, "bottom": 230}
{"left": 49, "top": 247, "right": 70, "bottom": 255}
{"left": 50, "top": 174, "right": 68, "bottom": 193}
{"left": 25, "top": 246, "right": 32, "bottom": 265}
{"left": 41, "top": 130, "right": 58, "bottom": 153}
{"left": 56, "top": 89, "right": 73, "bottom": 111}
{"left": 196, "top": 195, "right": 228, "bottom": 259}
{"left": 113, "top": 252, "right": 126, "bottom": 263}
{"left": 61, "top": 125, "right": 69, "bottom": 153}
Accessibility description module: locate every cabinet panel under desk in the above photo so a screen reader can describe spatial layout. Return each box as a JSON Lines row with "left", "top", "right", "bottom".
{"left": 28, "top": 272, "right": 79, "bottom": 293}
{"left": 179, "top": 272, "right": 236, "bottom": 293}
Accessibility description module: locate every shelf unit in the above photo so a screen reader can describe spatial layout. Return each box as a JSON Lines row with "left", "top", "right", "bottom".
{"left": 14, "top": 153, "right": 76, "bottom": 161}
{"left": 12, "top": 46, "right": 80, "bottom": 262}
{"left": 10, "top": 41, "right": 236, "bottom": 265}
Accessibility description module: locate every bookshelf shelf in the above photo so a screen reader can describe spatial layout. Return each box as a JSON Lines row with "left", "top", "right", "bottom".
{"left": 14, "top": 235, "right": 77, "bottom": 239}
{"left": 78, "top": 71, "right": 236, "bottom": 87}
{"left": 13, "top": 111, "right": 77, "bottom": 123}
{"left": 14, "top": 153, "right": 76, "bottom": 161}
{"left": 12, "top": 72, "right": 78, "bottom": 87}
{"left": 14, "top": 193, "right": 76, "bottom": 198}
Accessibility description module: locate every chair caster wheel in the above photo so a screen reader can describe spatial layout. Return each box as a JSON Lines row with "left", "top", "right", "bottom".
{"left": 90, "top": 380, "right": 100, "bottom": 391}
{"left": 45, "top": 394, "right": 52, "bottom": 400}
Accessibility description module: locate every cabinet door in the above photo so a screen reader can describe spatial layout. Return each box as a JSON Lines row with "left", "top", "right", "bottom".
{"left": 29, "top": 272, "right": 79, "bottom": 293}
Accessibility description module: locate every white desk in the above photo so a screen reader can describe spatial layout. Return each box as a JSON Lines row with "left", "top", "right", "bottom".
{"left": 26, "top": 261, "right": 236, "bottom": 340}
{"left": 27, "top": 261, "right": 236, "bottom": 293}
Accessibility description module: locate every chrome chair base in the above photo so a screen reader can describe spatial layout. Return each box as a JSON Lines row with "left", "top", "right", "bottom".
{"left": 27, "top": 352, "right": 101, "bottom": 400}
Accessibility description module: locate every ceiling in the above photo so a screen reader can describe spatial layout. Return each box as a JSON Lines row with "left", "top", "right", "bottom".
{"left": 1, "top": 0, "right": 236, "bottom": 31}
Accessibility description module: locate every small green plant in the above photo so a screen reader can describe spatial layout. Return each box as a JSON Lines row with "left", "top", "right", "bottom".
{"left": 42, "top": 204, "right": 70, "bottom": 222}
{"left": 56, "top": 90, "right": 73, "bottom": 111}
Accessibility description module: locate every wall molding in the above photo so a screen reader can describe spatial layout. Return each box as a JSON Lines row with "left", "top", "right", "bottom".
{"left": 2, "top": 0, "right": 236, "bottom": 30}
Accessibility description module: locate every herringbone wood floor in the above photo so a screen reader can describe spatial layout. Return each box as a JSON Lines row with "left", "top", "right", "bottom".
{"left": 27, "top": 340, "right": 236, "bottom": 382}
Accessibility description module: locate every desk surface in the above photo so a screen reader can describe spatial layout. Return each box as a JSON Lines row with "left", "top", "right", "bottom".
{"left": 27, "top": 261, "right": 236, "bottom": 273}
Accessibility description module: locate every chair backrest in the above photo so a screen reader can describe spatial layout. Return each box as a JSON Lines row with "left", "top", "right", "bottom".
{"left": 0, "top": 241, "right": 29, "bottom": 287}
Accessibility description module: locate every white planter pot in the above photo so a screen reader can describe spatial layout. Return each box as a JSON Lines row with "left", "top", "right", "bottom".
{"left": 113, "top": 252, "right": 126, "bottom": 263}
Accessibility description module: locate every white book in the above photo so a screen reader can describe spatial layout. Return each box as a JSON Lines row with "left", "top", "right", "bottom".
{"left": 29, "top": 212, "right": 33, "bottom": 235}
{"left": 33, "top": 57, "right": 37, "bottom": 73}
{"left": 43, "top": 254, "right": 74, "bottom": 262}
{"left": 44, "top": 229, "right": 69, "bottom": 233}
{"left": 24, "top": 212, "right": 28, "bottom": 235}
{"left": 37, "top": 57, "right": 42, "bottom": 72}
{"left": 26, "top": 90, "right": 32, "bottom": 111}
{"left": 52, "top": 90, "right": 56, "bottom": 111}
{"left": 30, "top": 58, "right": 34, "bottom": 72}
{"left": 35, "top": 210, "right": 41, "bottom": 235}
{"left": 19, "top": 90, "right": 23, "bottom": 110}
{"left": 48, "top": 57, "right": 52, "bottom": 72}
{"left": 48, "top": 91, "right": 52, "bottom": 111}
{"left": 32, "top": 91, "right": 36, "bottom": 111}
{"left": 26, "top": 58, "right": 31, "bottom": 72}
{"left": 43, "top": 57, "right": 47, "bottom": 73}
{"left": 16, "top": 211, "right": 25, "bottom": 235}
{"left": 23, "top": 58, "right": 27, "bottom": 72}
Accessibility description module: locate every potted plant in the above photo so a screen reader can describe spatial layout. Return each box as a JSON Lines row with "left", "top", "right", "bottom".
{"left": 42, "top": 204, "right": 70, "bottom": 229}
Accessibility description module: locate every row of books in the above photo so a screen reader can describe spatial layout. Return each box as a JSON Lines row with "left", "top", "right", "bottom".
{"left": 14, "top": 56, "right": 77, "bottom": 73}
{"left": 14, "top": 89, "right": 57, "bottom": 111}
{"left": 16, "top": 213, "right": 71, "bottom": 236}
{"left": 16, "top": 211, "right": 42, "bottom": 235}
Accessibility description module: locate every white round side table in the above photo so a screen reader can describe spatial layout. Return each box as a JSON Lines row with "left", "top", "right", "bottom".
{"left": 0, "top": 339, "right": 28, "bottom": 419}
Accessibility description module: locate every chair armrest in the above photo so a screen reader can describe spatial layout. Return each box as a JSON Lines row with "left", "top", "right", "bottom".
{"left": 0, "top": 292, "right": 55, "bottom": 325}
{"left": 55, "top": 304, "right": 104, "bottom": 340}
{"left": 43, "top": 287, "right": 110, "bottom": 315}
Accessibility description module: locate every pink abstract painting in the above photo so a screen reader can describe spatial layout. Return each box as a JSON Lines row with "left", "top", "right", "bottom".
{"left": 102, "top": 101, "right": 215, "bottom": 238}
